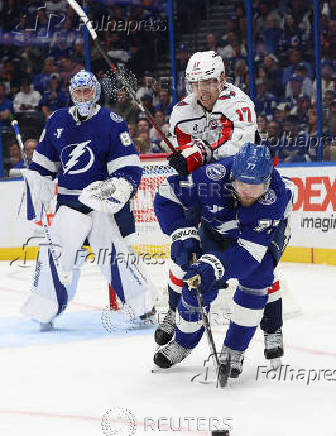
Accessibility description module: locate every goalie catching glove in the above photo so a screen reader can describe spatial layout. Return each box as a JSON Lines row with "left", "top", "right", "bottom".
{"left": 79, "top": 177, "right": 133, "bottom": 215}
{"left": 168, "top": 139, "right": 212, "bottom": 176}
{"left": 171, "top": 227, "right": 201, "bottom": 270}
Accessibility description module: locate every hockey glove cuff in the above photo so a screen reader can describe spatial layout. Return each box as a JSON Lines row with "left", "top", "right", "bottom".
{"left": 171, "top": 227, "right": 201, "bottom": 270}
{"left": 168, "top": 140, "right": 212, "bottom": 176}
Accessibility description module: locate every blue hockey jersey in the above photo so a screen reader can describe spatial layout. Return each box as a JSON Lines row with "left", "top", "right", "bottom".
{"left": 30, "top": 106, "right": 142, "bottom": 209}
{"left": 154, "top": 158, "right": 293, "bottom": 281}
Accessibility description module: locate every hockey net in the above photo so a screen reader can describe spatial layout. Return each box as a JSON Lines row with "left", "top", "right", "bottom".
{"left": 111, "top": 154, "right": 301, "bottom": 323}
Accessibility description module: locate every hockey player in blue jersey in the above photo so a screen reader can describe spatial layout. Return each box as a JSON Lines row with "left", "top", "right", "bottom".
{"left": 22, "top": 70, "right": 157, "bottom": 329}
{"left": 155, "top": 52, "right": 284, "bottom": 367}
{"left": 153, "top": 143, "right": 293, "bottom": 377}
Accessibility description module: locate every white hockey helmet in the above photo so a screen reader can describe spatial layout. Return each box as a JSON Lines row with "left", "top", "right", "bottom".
{"left": 185, "top": 51, "right": 225, "bottom": 93}
{"left": 69, "top": 70, "right": 101, "bottom": 118}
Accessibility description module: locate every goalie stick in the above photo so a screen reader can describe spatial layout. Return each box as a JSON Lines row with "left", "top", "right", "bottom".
{"left": 11, "top": 120, "right": 64, "bottom": 282}
{"left": 67, "top": 0, "right": 175, "bottom": 153}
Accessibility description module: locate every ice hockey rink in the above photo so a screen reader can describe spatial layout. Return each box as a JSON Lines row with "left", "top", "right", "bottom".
{"left": 0, "top": 259, "right": 335, "bottom": 436}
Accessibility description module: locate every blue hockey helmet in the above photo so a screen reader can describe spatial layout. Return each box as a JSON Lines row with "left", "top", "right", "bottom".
{"left": 69, "top": 70, "right": 101, "bottom": 117}
{"left": 231, "top": 143, "right": 273, "bottom": 185}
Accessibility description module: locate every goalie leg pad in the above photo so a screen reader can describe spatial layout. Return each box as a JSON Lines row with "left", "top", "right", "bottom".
{"left": 88, "top": 211, "right": 158, "bottom": 317}
{"left": 21, "top": 244, "right": 80, "bottom": 323}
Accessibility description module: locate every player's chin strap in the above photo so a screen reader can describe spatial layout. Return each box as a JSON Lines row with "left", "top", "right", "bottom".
{"left": 68, "top": 104, "right": 101, "bottom": 124}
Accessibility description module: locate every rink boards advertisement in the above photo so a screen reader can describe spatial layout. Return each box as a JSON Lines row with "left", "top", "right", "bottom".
{"left": 277, "top": 164, "right": 336, "bottom": 249}
{"left": 0, "top": 163, "right": 336, "bottom": 254}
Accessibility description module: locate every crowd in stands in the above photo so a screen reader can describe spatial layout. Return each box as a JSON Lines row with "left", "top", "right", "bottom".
{"left": 0, "top": 0, "right": 335, "bottom": 177}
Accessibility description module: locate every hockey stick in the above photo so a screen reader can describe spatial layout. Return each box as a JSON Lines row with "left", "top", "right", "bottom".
{"left": 11, "top": 120, "right": 28, "bottom": 217}
{"left": 11, "top": 120, "right": 64, "bottom": 281}
{"left": 186, "top": 253, "right": 230, "bottom": 388}
{"left": 66, "top": 0, "right": 176, "bottom": 153}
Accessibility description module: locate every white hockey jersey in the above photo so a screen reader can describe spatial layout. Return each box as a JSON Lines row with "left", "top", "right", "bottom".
{"left": 169, "top": 82, "right": 257, "bottom": 158}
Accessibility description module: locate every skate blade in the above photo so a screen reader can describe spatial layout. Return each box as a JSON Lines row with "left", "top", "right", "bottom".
{"left": 151, "top": 364, "right": 169, "bottom": 373}
{"left": 269, "top": 357, "right": 282, "bottom": 370}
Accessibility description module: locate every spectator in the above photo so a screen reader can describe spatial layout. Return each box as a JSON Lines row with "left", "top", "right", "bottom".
{"left": 282, "top": 48, "right": 312, "bottom": 87}
{"left": 280, "top": 115, "right": 310, "bottom": 162}
{"left": 135, "top": 132, "right": 151, "bottom": 154}
{"left": 254, "top": 81, "right": 278, "bottom": 118}
{"left": 8, "top": 142, "right": 21, "bottom": 169}
{"left": 326, "top": 100, "right": 336, "bottom": 136}
{"left": 14, "top": 138, "right": 38, "bottom": 168}
{"left": 110, "top": 88, "right": 140, "bottom": 124}
{"left": 294, "top": 64, "right": 313, "bottom": 98}
{"left": 262, "top": 54, "right": 283, "bottom": 97}
{"left": 263, "top": 13, "right": 282, "bottom": 54}
{"left": 176, "top": 44, "right": 190, "bottom": 98}
{"left": 291, "top": 95, "right": 311, "bottom": 126}
{"left": 13, "top": 80, "right": 41, "bottom": 113}
{"left": 274, "top": 103, "right": 291, "bottom": 125}
{"left": 60, "top": 57, "right": 84, "bottom": 89}
{"left": 313, "top": 62, "right": 336, "bottom": 100}
{"left": 128, "top": 122, "right": 137, "bottom": 139}
{"left": 257, "top": 114, "right": 268, "bottom": 134}
{"left": 135, "top": 74, "right": 154, "bottom": 100}
{"left": 150, "top": 109, "right": 169, "bottom": 152}
{"left": 285, "top": 74, "right": 304, "bottom": 104}
{"left": 33, "top": 58, "right": 56, "bottom": 95}
{"left": 265, "top": 120, "right": 282, "bottom": 156}
{"left": 154, "top": 89, "right": 173, "bottom": 120}
{"left": 0, "top": 82, "right": 13, "bottom": 132}
{"left": 137, "top": 118, "right": 150, "bottom": 135}
{"left": 70, "top": 38, "right": 85, "bottom": 65}
{"left": 40, "top": 73, "right": 68, "bottom": 119}
{"left": 205, "top": 33, "right": 225, "bottom": 58}
{"left": 233, "top": 59, "right": 247, "bottom": 89}
{"left": 50, "top": 17, "right": 77, "bottom": 58}
{"left": 0, "top": 58, "right": 21, "bottom": 98}
{"left": 141, "top": 94, "right": 154, "bottom": 116}
{"left": 323, "top": 140, "right": 336, "bottom": 161}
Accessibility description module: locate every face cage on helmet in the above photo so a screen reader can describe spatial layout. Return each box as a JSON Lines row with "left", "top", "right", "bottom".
{"left": 71, "top": 85, "right": 97, "bottom": 117}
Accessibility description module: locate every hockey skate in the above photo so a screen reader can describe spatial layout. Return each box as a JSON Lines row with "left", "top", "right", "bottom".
{"left": 153, "top": 340, "right": 191, "bottom": 369}
{"left": 154, "top": 309, "right": 176, "bottom": 345}
{"left": 218, "top": 345, "right": 245, "bottom": 387}
{"left": 39, "top": 321, "right": 54, "bottom": 332}
{"left": 264, "top": 328, "right": 284, "bottom": 370}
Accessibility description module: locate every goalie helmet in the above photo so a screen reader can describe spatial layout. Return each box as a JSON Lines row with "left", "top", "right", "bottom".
{"left": 232, "top": 143, "right": 273, "bottom": 185}
{"left": 185, "top": 51, "right": 225, "bottom": 93}
{"left": 69, "top": 70, "right": 101, "bottom": 118}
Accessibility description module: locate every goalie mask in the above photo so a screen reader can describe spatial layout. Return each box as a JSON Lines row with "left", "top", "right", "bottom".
{"left": 69, "top": 70, "right": 101, "bottom": 118}
{"left": 185, "top": 51, "right": 225, "bottom": 95}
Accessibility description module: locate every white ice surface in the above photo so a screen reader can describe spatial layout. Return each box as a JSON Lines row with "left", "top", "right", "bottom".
{"left": 0, "top": 260, "right": 335, "bottom": 436}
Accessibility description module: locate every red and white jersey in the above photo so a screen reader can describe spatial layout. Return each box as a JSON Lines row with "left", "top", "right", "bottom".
{"left": 169, "top": 82, "right": 257, "bottom": 159}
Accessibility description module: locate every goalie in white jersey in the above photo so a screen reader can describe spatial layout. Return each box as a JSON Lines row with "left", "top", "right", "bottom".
{"left": 21, "top": 70, "right": 157, "bottom": 330}
{"left": 155, "top": 52, "right": 284, "bottom": 367}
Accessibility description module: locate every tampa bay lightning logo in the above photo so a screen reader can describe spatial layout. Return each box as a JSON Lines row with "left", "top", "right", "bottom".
{"left": 206, "top": 164, "right": 226, "bottom": 181}
{"left": 258, "top": 189, "right": 277, "bottom": 205}
{"left": 61, "top": 140, "right": 95, "bottom": 175}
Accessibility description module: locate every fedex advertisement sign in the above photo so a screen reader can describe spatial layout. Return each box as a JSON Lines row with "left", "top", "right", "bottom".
{"left": 278, "top": 166, "right": 336, "bottom": 248}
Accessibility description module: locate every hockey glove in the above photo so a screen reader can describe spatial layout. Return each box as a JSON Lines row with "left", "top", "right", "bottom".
{"left": 79, "top": 177, "right": 133, "bottom": 215}
{"left": 171, "top": 227, "right": 201, "bottom": 270}
{"left": 24, "top": 170, "right": 55, "bottom": 220}
{"left": 168, "top": 140, "right": 212, "bottom": 176}
{"left": 184, "top": 254, "right": 225, "bottom": 294}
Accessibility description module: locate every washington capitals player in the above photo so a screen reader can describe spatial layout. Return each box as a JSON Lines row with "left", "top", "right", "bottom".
{"left": 153, "top": 143, "right": 293, "bottom": 377}
{"left": 22, "top": 70, "right": 156, "bottom": 329}
{"left": 155, "top": 52, "right": 284, "bottom": 365}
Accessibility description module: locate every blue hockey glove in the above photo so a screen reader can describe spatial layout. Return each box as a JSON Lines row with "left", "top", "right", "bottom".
{"left": 170, "top": 227, "right": 201, "bottom": 270}
{"left": 184, "top": 254, "right": 225, "bottom": 294}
